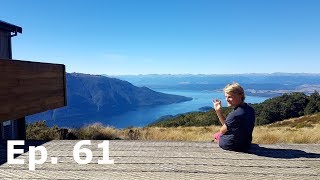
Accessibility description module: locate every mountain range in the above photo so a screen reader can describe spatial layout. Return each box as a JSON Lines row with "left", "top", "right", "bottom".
{"left": 112, "top": 73, "right": 320, "bottom": 97}
{"left": 27, "top": 73, "right": 192, "bottom": 127}
{"left": 28, "top": 73, "right": 320, "bottom": 127}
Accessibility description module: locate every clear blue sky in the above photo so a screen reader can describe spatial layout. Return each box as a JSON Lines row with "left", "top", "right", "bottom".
{"left": 1, "top": 0, "right": 320, "bottom": 75}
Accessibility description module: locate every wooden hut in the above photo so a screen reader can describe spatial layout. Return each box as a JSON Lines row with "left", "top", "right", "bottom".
{"left": 0, "top": 20, "right": 66, "bottom": 139}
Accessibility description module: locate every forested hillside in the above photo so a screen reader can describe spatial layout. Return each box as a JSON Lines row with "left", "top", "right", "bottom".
{"left": 149, "top": 91, "right": 320, "bottom": 127}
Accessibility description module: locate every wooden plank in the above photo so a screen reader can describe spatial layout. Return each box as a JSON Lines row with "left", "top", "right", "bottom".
{"left": 1, "top": 83, "right": 64, "bottom": 96}
{"left": 0, "top": 97, "right": 65, "bottom": 118}
{"left": 0, "top": 77, "right": 64, "bottom": 88}
{"left": 0, "top": 59, "right": 66, "bottom": 122}
{"left": 0, "top": 141, "right": 319, "bottom": 179}
{"left": 0, "top": 93, "right": 65, "bottom": 110}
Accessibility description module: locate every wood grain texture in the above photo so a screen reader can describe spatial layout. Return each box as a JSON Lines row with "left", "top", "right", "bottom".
{"left": 0, "top": 59, "right": 66, "bottom": 122}
{"left": 0, "top": 140, "right": 319, "bottom": 179}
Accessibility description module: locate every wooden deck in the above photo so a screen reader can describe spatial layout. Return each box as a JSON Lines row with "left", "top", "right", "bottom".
{"left": 0, "top": 140, "right": 319, "bottom": 179}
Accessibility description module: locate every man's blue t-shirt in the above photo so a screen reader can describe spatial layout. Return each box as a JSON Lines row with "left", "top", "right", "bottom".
{"left": 219, "top": 103, "right": 255, "bottom": 152}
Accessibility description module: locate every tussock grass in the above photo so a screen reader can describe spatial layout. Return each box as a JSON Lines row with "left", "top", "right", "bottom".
{"left": 253, "top": 124, "right": 320, "bottom": 144}
{"left": 74, "top": 123, "right": 121, "bottom": 140}
{"left": 251, "top": 113, "right": 320, "bottom": 144}
{"left": 27, "top": 121, "right": 61, "bottom": 140}
{"left": 123, "top": 114, "right": 320, "bottom": 143}
{"left": 121, "top": 124, "right": 320, "bottom": 144}
{"left": 27, "top": 114, "right": 320, "bottom": 144}
{"left": 123, "top": 126, "right": 219, "bottom": 141}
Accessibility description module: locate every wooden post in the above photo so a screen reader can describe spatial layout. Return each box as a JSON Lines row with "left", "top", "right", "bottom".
{"left": 0, "top": 22, "right": 25, "bottom": 139}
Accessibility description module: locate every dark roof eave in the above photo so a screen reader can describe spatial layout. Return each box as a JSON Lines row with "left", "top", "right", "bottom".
{"left": 0, "top": 20, "right": 22, "bottom": 33}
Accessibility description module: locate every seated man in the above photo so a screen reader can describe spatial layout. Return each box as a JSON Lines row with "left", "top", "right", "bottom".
{"left": 212, "top": 82, "right": 255, "bottom": 152}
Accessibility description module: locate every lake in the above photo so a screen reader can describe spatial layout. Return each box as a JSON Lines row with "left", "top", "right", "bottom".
{"left": 89, "top": 89, "right": 268, "bottom": 129}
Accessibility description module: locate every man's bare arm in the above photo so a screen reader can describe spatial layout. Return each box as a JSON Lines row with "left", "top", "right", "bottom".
{"left": 220, "top": 124, "right": 228, "bottom": 134}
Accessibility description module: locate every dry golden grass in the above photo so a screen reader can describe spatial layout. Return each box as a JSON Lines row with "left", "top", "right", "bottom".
{"left": 29, "top": 114, "right": 320, "bottom": 144}
{"left": 119, "top": 114, "right": 320, "bottom": 144}
{"left": 73, "top": 123, "right": 122, "bottom": 140}
{"left": 121, "top": 126, "right": 219, "bottom": 141}
{"left": 252, "top": 113, "right": 320, "bottom": 144}
{"left": 252, "top": 125, "right": 320, "bottom": 144}
{"left": 119, "top": 124, "right": 320, "bottom": 144}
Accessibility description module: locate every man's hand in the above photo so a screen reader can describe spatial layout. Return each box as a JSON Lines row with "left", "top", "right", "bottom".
{"left": 212, "top": 99, "right": 222, "bottom": 111}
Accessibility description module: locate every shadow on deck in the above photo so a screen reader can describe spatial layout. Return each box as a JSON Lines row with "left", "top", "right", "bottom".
{"left": 249, "top": 143, "right": 320, "bottom": 159}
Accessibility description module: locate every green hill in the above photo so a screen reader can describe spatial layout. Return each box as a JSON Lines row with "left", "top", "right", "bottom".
{"left": 266, "top": 112, "right": 320, "bottom": 128}
{"left": 149, "top": 91, "right": 320, "bottom": 127}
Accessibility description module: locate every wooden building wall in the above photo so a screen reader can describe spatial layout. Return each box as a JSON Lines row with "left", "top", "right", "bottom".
{"left": 0, "top": 59, "right": 66, "bottom": 123}
{"left": 0, "top": 30, "right": 11, "bottom": 58}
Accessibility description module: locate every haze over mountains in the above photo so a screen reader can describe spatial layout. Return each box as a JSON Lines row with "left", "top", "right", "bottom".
{"left": 112, "top": 73, "right": 320, "bottom": 97}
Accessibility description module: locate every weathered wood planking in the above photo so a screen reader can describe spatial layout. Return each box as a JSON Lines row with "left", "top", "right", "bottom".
{"left": 0, "top": 140, "right": 319, "bottom": 179}
{"left": 0, "top": 59, "right": 66, "bottom": 122}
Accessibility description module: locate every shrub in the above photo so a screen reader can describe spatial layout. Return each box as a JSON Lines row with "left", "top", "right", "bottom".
{"left": 26, "top": 121, "right": 61, "bottom": 140}
{"left": 74, "top": 123, "right": 121, "bottom": 140}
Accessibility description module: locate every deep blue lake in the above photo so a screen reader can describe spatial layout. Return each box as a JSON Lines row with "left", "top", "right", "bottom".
{"left": 32, "top": 89, "right": 268, "bottom": 128}
{"left": 80, "top": 89, "right": 268, "bottom": 129}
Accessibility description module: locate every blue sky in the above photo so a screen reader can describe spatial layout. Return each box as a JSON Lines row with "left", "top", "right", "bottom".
{"left": 1, "top": 0, "right": 319, "bottom": 75}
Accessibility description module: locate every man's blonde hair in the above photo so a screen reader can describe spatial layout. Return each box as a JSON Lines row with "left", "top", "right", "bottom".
{"left": 223, "top": 82, "right": 245, "bottom": 101}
